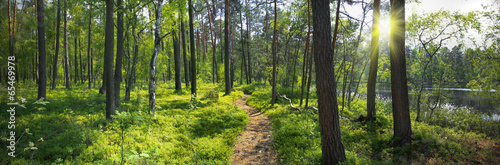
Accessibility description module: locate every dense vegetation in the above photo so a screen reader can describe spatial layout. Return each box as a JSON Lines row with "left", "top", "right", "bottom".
{"left": 1, "top": 0, "right": 499, "bottom": 164}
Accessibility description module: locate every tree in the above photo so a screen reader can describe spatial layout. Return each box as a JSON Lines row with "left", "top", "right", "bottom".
{"left": 180, "top": 5, "right": 189, "bottom": 87}
{"left": 63, "top": 0, "right": 70, "bottom": 89}
{"left": 270, "top": 0, "right": 277, "bottom": 105}
{"left": 300, "top": 0, "right": 311, "bottom": 106}
{"left": 37, "top": 0, "right": 47, "bottom": 100}
{"left": 311, "top": 0, "right": 346, "bottom": 163}
{"left": 189, "top": 0, "right": 196, "bottom": 95}
{"left": 366, "top": 0, "right": 380, "bottom": 121}
{"left": 52, "top": 0, "right": 61, "bottom": 90}
{"left": 173, "top": 28, "right": 182, "bottom": 91}
{"left": 87, "top": 2, "right": 92, "bottom": 89}
{"left": 389, "top": 0, "right": 412, "bottom": 146}
{"left": 104, "top": 0, "right": 115, "bottom": 120}
{"left": 224, "top": 0, "right": 231, "bottom": 95}
{"left": 149, "top": 0, "right": 163, "bottom": 116}
{"left": 115, "top": 0, "right": 124, "bottom": 108}
{"left": 246, "top": 0, "right": 252, "bottom": 84}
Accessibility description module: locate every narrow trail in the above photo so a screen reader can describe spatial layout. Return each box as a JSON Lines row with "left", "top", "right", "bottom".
{"left": 231, "top": 94, "right": 277, "bottom": 165}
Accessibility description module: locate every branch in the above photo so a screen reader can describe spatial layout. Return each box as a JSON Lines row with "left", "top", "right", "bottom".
{"left": 160, "top": 32, "right": 171, "bottom": 41}
{"left": 279, "top": 94, "right": 301, "bottom": 111}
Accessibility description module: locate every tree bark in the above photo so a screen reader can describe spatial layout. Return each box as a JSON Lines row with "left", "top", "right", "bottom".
{"left": 389, "top": 0, "right": 412, "bottom": 146}
{"left": 271, "top": 0, "right": 278, "bottom": 106}
{"left": 224, "top": 0, "right": 231, "bottom": 95}
{"left": 115, "top": 0, "right": 124, "bottom": 108}
{"left": 189, "top": 0, "right": 197, "bottom": 95}
{"left": 180, "top": 7, "right": 190, "bottom": 87}
{"left": 305, "top": 44, "right": 314, "bottom": 107}
{"left": 52, "top": 0, "right": 61, "bottom": 89}
{"left": 63, "top": 0, "right": 70, "bottom": 89}
{"left": 149, "top": 0, "right": 162, "bottom": 116}
{"left": 104, "top": 0, "right": 115, "bottom": 120}
{"left": 74, "top": 33, "right": 78, "bottom": 84}
{"left": 206, "top": 0, "right": 218, "bottom": 83}
{"left": 311, "top": 0, "right": 346, "bottom": 163}
{"left": 173, "top": 28, "right": 182, "bottom": 91}
{"left": 366, "top": 0, "right": 380, "bottom": 121}
{"left": 37, "top": 0, "right": 47, "bottom": 100}
{"left": 246, "top": 0, "right": 252, "bottom": 84}
{"left": 300, "top": 0, "right": 311, "bottom": 106}
{"left": 239, "top": 10, "right": 248, "bottom": 84}
{"left": 87, "top": 3, "right": 92, "bottom": 89}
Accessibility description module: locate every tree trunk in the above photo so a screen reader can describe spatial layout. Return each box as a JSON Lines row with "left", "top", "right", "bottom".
{"left": 300, "top": 0, "right": 311, "bottom": 106}
{"left": 305, "top": 44, "right": 314, "bottom": 107}
{"left": 63, "top": 0, "right": 70, "bottom": 89}
{"left": 115, "top": 0, "right": 124, "bottom": 108}
{"left": 311, "top": 0, "right": 346, "bottom": 163}
{"left": 240, "top": 10, "right": 248, "bottom": 84}
{"left": 224, "top": 0, "right": 231, "bottom": 95}
{"left": 37, "top": 0, "right": 47, "bottom": 100}
{"left": 389, "top": 0, "right": 412, "bottom": 147}
{"left": 173, "top": 29, "right": 182, "bottom": 91}
{"left": 125, "top": 26, "right": 139, "bottom": 101}
{"left": 80, "top": 38, "right": 84, "bottom": 84}
{"left": 189, "top": 0, "right": 197, "bottom": 95}
{"left": 246, "top": 0, "right": 252, "bottom": 84}
{"left": 366, "top": 0, "right": 380, "bottom": 121}
{"left": 206, "top": 0, "right": 218, "bottom": 84}
{"left": 52, "top": 0, "right": 61, "bottom": 90}
{"left": 149, "top": 0, "right": 162, "bottom": 116}
{"left": 180, "top": 7, "right": 190, "bottom": 87}
{"left": 271, "top": 0, "right": 278, "bottom": 105}
{"left": 87, "top": 3, "right": 92, "bottom": 89}
{"left": 104, "top": 0, "right": 115, "bottom": 120}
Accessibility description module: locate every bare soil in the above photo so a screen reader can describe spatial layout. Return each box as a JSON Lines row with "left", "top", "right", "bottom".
{"left": 231, "top": 94, "right": 277, "bottom": 165}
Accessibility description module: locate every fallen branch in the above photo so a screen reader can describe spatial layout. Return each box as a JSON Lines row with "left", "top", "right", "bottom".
{"left": 279, "top": 94, "right": 301, "bottom": 111}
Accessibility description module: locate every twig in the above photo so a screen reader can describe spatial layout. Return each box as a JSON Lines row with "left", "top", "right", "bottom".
{"left": 279, "top": 94, "right": 301, "bottom": 111}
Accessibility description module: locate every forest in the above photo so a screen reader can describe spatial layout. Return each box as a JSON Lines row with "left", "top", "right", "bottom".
{"left": 0, "top": 0, "right": 499, "bottom": 164}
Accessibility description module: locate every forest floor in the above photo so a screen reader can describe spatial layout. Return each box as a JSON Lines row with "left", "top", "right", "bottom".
{"left": 231, "top": 94, "right": 277, "bottom": 165}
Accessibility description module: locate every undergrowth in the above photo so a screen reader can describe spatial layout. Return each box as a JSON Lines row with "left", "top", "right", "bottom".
{"left": 246, "top": 85, "right": 499, "bottom": 164}
{"left": 0, "top": 82, "right": 248, "bottom": 164}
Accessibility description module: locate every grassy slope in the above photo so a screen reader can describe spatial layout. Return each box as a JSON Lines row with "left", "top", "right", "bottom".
{"left": 0, "top": 82, "right": 248, "bottom": 164}
{"left": 245, "top": 85, "right": 499, "bottom": 164}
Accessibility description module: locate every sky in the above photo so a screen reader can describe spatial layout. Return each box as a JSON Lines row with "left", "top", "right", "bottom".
{"left": 344, "top": 0, "right": 499, "bottom": 49}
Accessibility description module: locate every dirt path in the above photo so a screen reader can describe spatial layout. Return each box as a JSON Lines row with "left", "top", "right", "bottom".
{"left": 232, "top": 94, "right": 277, "bottom": 165}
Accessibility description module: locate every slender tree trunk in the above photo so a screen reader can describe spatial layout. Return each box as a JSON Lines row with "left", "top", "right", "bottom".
{"left": 246, "top": 0, "right": 252, "bottom": 84}
{"left": 52, "top": 0, "right": 61, "bottom": 89}
{"left": 63, "top": 0, "right": 70, "bottom": 89}
{"left": 271, "top": 0, "right": 278, "bottom": 105}
{"left": 300, "top": 0, "right": 311, "bottom": 106}
{"left": 173, "top": 29, "right": 182, "bottom": 91}
{"left": 104, "top": 0, "right": 115, "bottom": 120}
{"left": 37, "top": 0, "right": 47, "bottom": 99}
{"left": 305, "top": 44, "right": 314, "bottom": 107}
{"left": 149, "top": 0, "right": 162, "bottom": 115}
{"left": 366, "top": 0, "right": 380, "bottom": 121}
{"left": 87, "top": 3, "right": 92, "bottom": 89}
{"left": 125, "top": 26, "right": 139, "bottom": 101}
{"left": 239, "top": 11, "right": 248, "bottom": 84}
{"left": 79, "top": 38, "right": 83, "bottom": 84}
{"left": 389, "top": 0, "right": 412, "bottom": 147}
{"left": 115, "top": 0, "right": 124, "bottom": 108}
{"left": 224, "top": 0, "right": 231, "bottom": 95}
{"left": 206, "top": 0, "right": 218, "bottom": 84}
{"left": 180, "top": 7, "right": 189, "bottom": 87}
{"left": 74, "top": 32, "right": 78, "bottom": 84}
{"left": 312, "top": 0, "right": 346, "bottom": 163}
{"left": 189, "top": 0, "right": 197, "bottom": 95}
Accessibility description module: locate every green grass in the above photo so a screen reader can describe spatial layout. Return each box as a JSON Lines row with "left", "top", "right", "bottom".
{"left": 246, "top": 85, "right": 499, "bottom": 164}
{"left": 0, "top": 82, "right": 248, "bottom": 164}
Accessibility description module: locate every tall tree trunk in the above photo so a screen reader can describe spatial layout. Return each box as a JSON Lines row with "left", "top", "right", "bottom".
{"left": 87, "top": 3, "right": 92, "bottom": 89}
{"left": 79, "top": 38, "right": 83, "bottom": 84}
{"left": 173, "top": 28, "right": 182, "bottom": 91}
{"left": 224, "top": 0, "right": 231, "bottom": 95}
{"left": 52, "top": 0, "right": 61, "bottom": 89}
{"left": 180, "top": 7, "right": 189, "bottom": 87}
{"left": 305, "top": 44, "right": 314, "bottom": 107}
{"left": 366, "top": 0, "right": 380, "bottom": 121}
{"left": 300, "top": 0, "right": 311, "bottom": 106}
{"left": 125, "top": 25, "right": 139, "bottom": 101}
{"left": 63, "top": 0, "right": 70, "bottom": 89}
{"left": 104, "top": 0, "right": 115, "bottom": 120}
{"left": 312, "top": 0, "right": 346, "bottom": 163}
{"left": 189, "top": 0, "right": 197, "bottom": 95}
{"left": 37, "top": 0, "right": 47, "bottom": 99}
{"left": 246, "top": 0, "right": 252, "bottom": 84}
{"left": 115, "top": 0, "right": 124, "bottom": 108}
{"left": 74, "top": 32, "right": 78, "bottom": 84}
{"left": 270, "top": 0, "right": 278, "bottom": 105}
{"left": 239, "top": 10, "right": 248, "bottom": 84}
{"left": 206, "top": 0, "right": 217, "bottom": 83}
{"left": 150, "top": 0, "right": 162, "bottom": 115}
{"left": 389, "top": 0, "right": 412, "bottom": 147}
